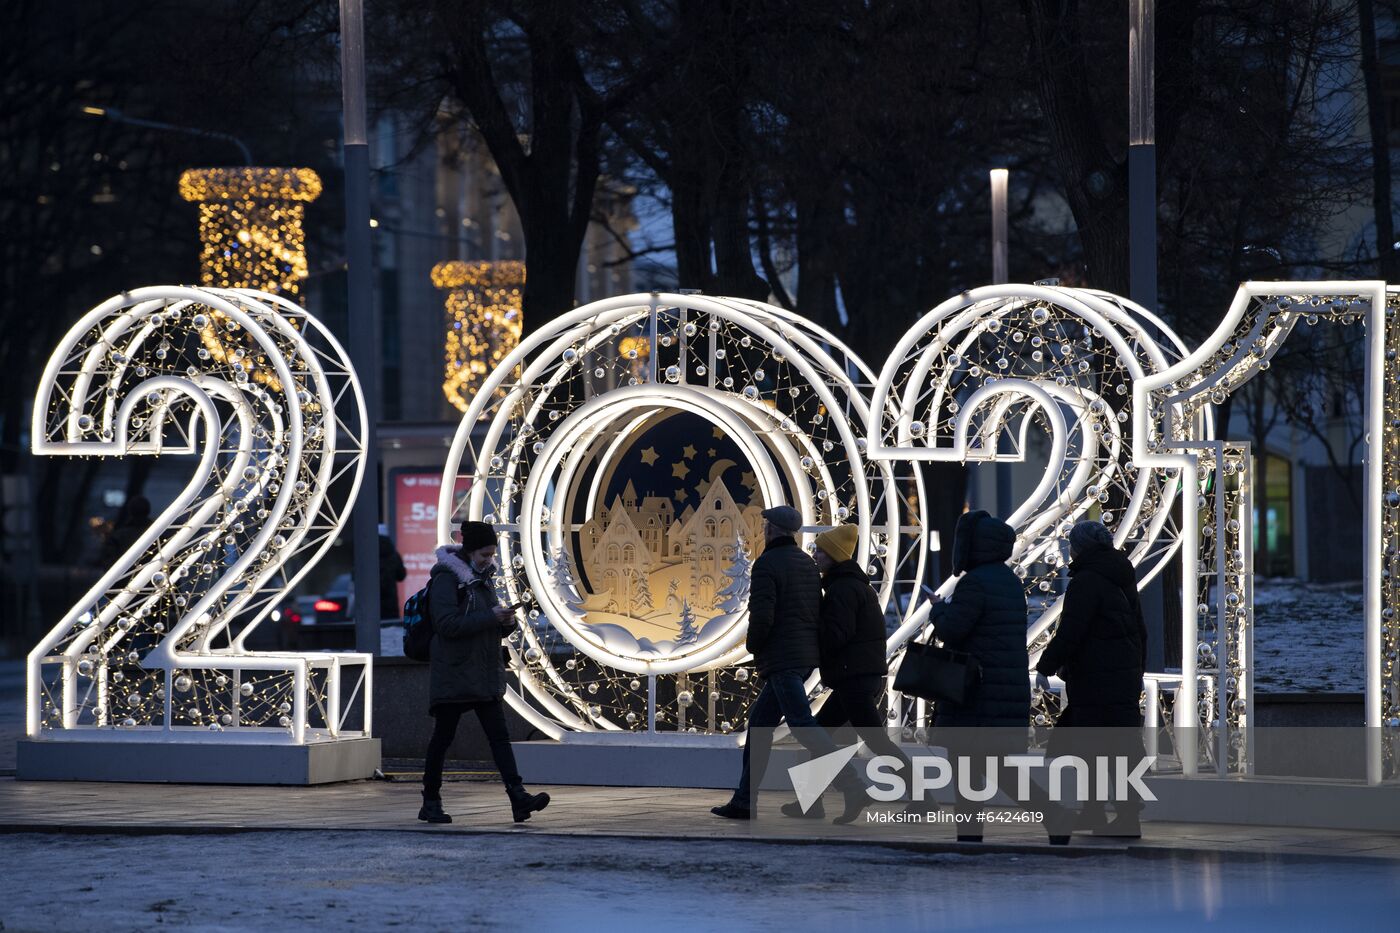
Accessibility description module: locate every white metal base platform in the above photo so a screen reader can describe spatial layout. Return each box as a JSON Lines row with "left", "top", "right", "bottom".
{"left": 16, "top": 737, "right": 381, "bottom": 785}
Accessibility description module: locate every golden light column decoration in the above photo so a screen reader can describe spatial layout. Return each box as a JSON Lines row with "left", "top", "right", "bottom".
{"left": 178, "top": 167, "right": 322, "bottom": 297}
{"left": 432, "top": 259, "right": 525, "bottom": 414}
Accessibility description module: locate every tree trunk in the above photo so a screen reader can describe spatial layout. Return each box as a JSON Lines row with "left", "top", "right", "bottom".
{"left": 435, "top": 1, "right": 602, "bottom": 334}
{"left": 794, "top": 181, "right": 841, "bottom": 334}
{"left": 1020, "top": 0, "right": 1131, "bottom": 293}
{"left": 670, "top": 176, "right": 713, "bottom": 291}
{"left": 917, "top": 462, "right": 970, "bottom": 585}
{"left": 520, "top": 238, "right": 582, "bottom": 334}
{"left": 752, "top": 190, "right": 795, "bottom": 310}
{"left": 712, "top": 180, "right": 768, "bottom": 299}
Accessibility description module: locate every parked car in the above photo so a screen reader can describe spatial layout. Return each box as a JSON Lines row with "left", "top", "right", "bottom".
{"left": 313, "top": 574, "right": 354, "bottom": 624}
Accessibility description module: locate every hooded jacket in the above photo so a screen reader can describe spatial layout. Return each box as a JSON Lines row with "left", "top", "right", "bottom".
{"left": 818, "top": 559, "right": 888, "bottom": 687}
{"left": 427, "top": 545, "right": 510, "bottom": 709}
{"left": 928, "top": 510, "right": 1030, "bottom": 727}
{"left": 745, "top": 535, "right": 822, "bottom": 675}
{"left": 1036, "top": 543, "right": 1146, "bottom": 726}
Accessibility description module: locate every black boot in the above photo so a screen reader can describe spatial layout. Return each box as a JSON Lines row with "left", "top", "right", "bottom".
{"left": 955, "top": 808, "right": 983, "bottom": 842}
{"left": 903, "top": 795, "right": 940, "bottom": 818}
{"left": 1045, "top": 804, "right": 1073, "bottom": 845}
{"left": 780, "top": 798, "right": 826, "bottom": 819}
{"left": 418, "top": 795, "right": 452, "bottom": 824}
{"left": 1074, "top": 804, "right": 1110, "bottom": 833}
{"left": 1094, "top": 808, "right": 1142, "bottom": 839}
{"left": 710, "top": 800, "right": 753, "bottom": 820}
{"left": 505, "top": 783, "right": 550, "bottom": 823}
{"left": 832, "top": 783, "right": 871, "bottom": 826}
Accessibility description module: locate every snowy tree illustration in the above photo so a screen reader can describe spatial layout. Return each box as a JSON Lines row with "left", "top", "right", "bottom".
{"left": 676, "top": 599, "right": 699, "bottom": 646}
{"left": 716, "top": 540, "right": 752, "bottom": 613}
{"left": 632, "top": 568, "right": 655, "bottom": 614}
{"left": 549, "top": 547, "right": 587, "bottom": 613}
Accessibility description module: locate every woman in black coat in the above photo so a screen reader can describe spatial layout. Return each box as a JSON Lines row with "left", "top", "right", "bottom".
{"left": 1035, "top": 519, "right": 1147, "bottom": 836}
{"left": 777, "top": 524, "right": 924, "bottom": 820}
{"left": 1036, "top": 520, "right": 1146, "bottom": 726}
{"left": 929, "top": 510, "right": 1036, "bottom": 840}
{"left": 418, "top": 520, "right": 551, "bottom": 826}
{"left": 930, "top": 510, "right": 1030, "bottom": 727}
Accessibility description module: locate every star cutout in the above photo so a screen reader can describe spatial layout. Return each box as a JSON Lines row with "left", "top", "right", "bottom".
{"left": 671, "top": 461, "right": 691, "bottom": 480}
{"left": 712, "top": 426, "right": 724, "bottom": 439}
{"left": 639, "top": 446, "right": 659, "bottom": 466}
{"left": 707, "top": 448, "right": 717, "bottom": 457}
{"left": 696, "top": 477, "right": 712, "bottom": 496}
{"left": 682, "top": 444, "right": 697, "bottom": 460}
{"left": 675, "top": 488, "right": 689, "bottom": 501}
{"left": 740, "top": 471, "right": 757, "bottom": 490}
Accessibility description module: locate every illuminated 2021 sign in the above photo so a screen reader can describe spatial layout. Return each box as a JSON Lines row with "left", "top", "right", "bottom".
{"left": 30, "top": 283, "right": 1394, "bottom": 783}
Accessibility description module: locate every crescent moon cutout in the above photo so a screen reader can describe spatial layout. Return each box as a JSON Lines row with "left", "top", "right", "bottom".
{"left": 708, "top": 458, "right": 737, "bottom": 483}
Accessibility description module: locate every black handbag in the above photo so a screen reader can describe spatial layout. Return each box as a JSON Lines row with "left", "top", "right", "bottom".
{"left": 894, "top": 641, "right": 983, "bottom": 704}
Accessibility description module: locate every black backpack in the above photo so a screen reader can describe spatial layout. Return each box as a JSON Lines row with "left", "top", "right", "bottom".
{"left": 402, "top": 584, "right": 433, "bottom": 661}
{"left": 403, "top": 575, "right": 479, "bottom": 661}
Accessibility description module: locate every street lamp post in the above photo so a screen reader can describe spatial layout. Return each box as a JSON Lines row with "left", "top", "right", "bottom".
{"left": 990, "top": 168, "right": 1013, "bottom": 518}
{"left": 1128, "top": 0, "right": 1157, "bottom": 312}
{"left": 1129, "top": 0, "right": 1165, "bottom": 672}
{"left": 990, "top": 168, "right": 1009, "bottom": 285}
{"left": 340, "top": 0, "right": 383, "bottom": 654}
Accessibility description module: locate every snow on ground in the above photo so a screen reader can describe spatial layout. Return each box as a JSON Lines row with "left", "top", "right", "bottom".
{"left": 1251, "top": 578, "right": 1365, "bottom": 693}
{"left": 1, "top": 831, "right": 1398, "bottom": 932}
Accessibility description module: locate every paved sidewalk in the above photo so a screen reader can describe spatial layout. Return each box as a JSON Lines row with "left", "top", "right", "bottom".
{"left": 0, "top": 660, "right": 22, "bottom": 772}
{"left": 3, "top": 776, "right": 1399, "bottom": 862}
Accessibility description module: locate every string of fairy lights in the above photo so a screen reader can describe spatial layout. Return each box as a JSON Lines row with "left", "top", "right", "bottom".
{"left": 443, "top": 295, "right": 923, "bottom": 738}
{"left": 864, "top": 287, "right": 1222, "bottom": 755}
{"left": 178, "top": 167, "right": 321, "bottom": 298}
{"left": 433, "top": 259, "right": 525, "bottom": 414}
{"left": 1137, "top": 288, "right": 1398, "bottom": 774}
{"left": 28, "top": 287, "right": 368, "bottom": 741}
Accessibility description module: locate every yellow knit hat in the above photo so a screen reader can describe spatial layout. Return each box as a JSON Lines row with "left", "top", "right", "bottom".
{"left": 814, "top": 523, "right": 858, "bottom": 563}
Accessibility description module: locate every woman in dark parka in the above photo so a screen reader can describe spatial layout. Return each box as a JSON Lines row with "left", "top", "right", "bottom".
{"left": 418, "top": 520, "right": 551, "bottom": 825}
{"left": 930, "top": 510, "right": 1030, "bottom": 727}
{"left": 1036, "top": 521, "right": 1146, "bottom": 727}
{"left": 928, "top": 510, "right": 1038, "bottom": 840}
{"left": 1035, "top": 519, "right": 1147, "bottom": 836}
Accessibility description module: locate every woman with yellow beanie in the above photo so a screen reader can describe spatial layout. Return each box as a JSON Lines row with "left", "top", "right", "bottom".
{"left": 779, "top": 524, "right": 922, "bottom": 821}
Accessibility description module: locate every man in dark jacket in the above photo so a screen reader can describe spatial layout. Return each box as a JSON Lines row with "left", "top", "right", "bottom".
{"left": 712, "top": 506, "right": 867, "bottom": 821}
{"left": 419, "top": 520, "right": 550, "bottom": 825}
{"left": 378, "top": 525, "right": 407, "bottom": 620}
{"left": 100, "top": 495, "right": 151, "bottom": 565}
{"left": 1036, "top": 520, "right": 1147, "bottom": 836}
{"left": 930, "top": 510, "right": 1037, "bottom": 840}
{"left": 779, "top": 524, "right": 922, "bottom": 820}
